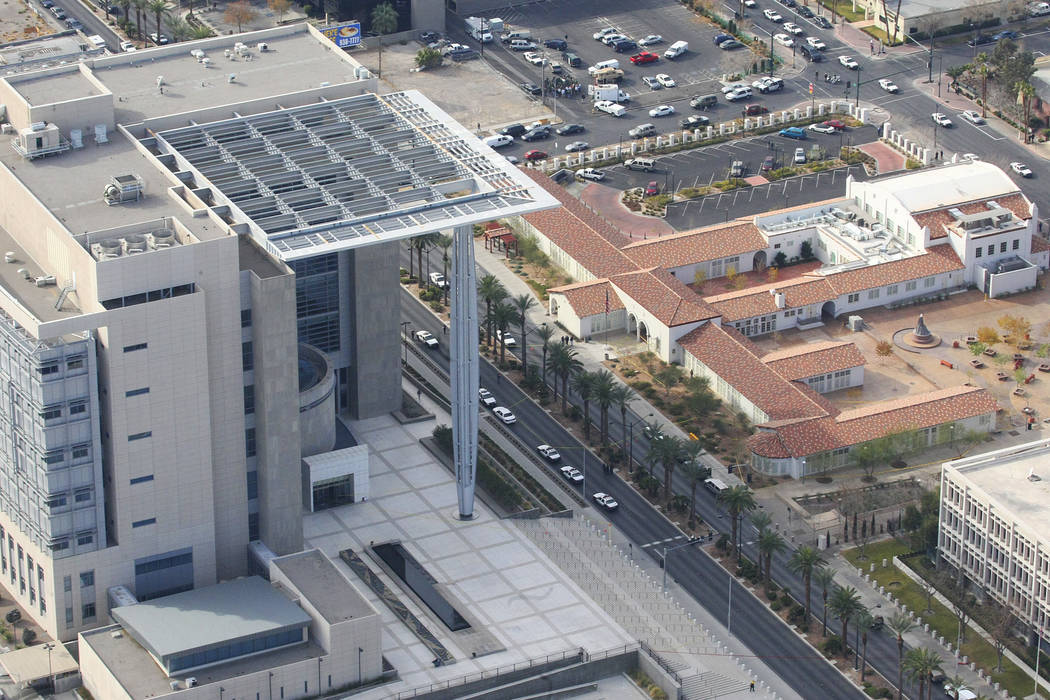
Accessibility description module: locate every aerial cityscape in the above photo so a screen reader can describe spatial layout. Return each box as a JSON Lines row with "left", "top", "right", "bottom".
{"left": 0, "top": 0, "right": 1048, "bottom": 698}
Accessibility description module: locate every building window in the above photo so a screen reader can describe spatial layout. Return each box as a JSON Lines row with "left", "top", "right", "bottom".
{"left": 924, "top": 277, "right": 936, "bottom": 288}
{"left": 72, "top": 445, "right": 90, "bottom": 460}
{"left": 125, "top": 387, "right": 150, "bottom": 397}
{"left": 245, "top": 428, "right": 256, "bottom": 458}
{"left": 66, "top": 357, "right": 84, "bottom": 370}
{"left": 249, "top": 512, "right": 260, "bottom": 540}
{"left": 39, "top": 364, "right": 59, "bottom": 376}
{"left": 65, "top": 607, "right": 73, "bottom": 625}
{"left": 847, "top": 293, "right": 859, "bottom": 303}
{"left": 41, "top": 407, "right": 62, "bottom": 421}
{"left": 975, "top": 247, "right": 983, "bottom": 258}
{"left": 1013, "top": 239, "right": 1020, "bottom": 250}
{"left": 887, "top": 285, "right": 898, "bottom": 295}
{"left": 46, "top": 495, "right": 67, "bottom": 509}
{"left": 69, "top": 402, "right": 86, "bottom": 415}
{"left": 82, "top": 603, "right": 95, "bottom": 620}
{"left": 130, "top": 475, "right": 154, "bottom": 485}
{"left": 241, "top": 309, "right": 252, "bottom": 328}
{"left": 123, "top": 343, "right": 147, "bottom": 353}
{"left": 242, "top": 342, "right": 254, "bottom": 372}
{"left": 247, "top": 471, "right": 258, "bottom": 500}
{"left": 905, "top": 280, "right": 917, "bottom": 291}
{"left": 132, "top": 518, "right": 156, "bottom": 528}
{"left": 868, "top": 289, "right": 880, "bottom": 300}
{"left": 987, "top": 245, "right": 994, "bottom": 256}
{"left": 77, "top": 533, "right": 93, "bottom": 546}
{"left": 44, "top": 451, "right": 65, "bottom": 465}
{"left": 1000, "top": 242, "right": 1007, "bottom": 253}
{"left": 128, "top": 431, "right": 152, "bottom": 441}
{"left": 244, "top": 385, "right": 255, "bottom": 415}
{"left": 74, "top": 490, "right": 91, "bottom": 503}
{"left": 80, "top": 571, "right": 94, "bottom": 588}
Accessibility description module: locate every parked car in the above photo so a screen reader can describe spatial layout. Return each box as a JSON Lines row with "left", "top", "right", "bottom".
{"left": 493, "top": 407, "right": 517, "bottom": 424}
{"left": 478, "top": 388, "right": 496, "bottom": 407}
{"left": 66, "top": 18, "right": 83, "bottom": 30}
{"left": 523, "top": 149, "right": 548, "bottom": 161}
{"left": 576, "top": 167, "right": 605, "bottom": 181}
{"left": 644, "top": 181, "right": 660, "bottom": 196}
{"left": 120, "top": 40, "right": 137, "bottom": 51}
{"left": 429, "top": 272, "right": 448, "bottom": 288}
{"left": 783, "top": 22, "right": 804, "bottom": 35}
{"left": 730, "top": 160, "right": 744, "bottom": 177}
{"left": 793, "top": 147, "right": 806, "bottom": 164}
{"left": 521, "top": 127, "right": 550, "bottom": 142}
{"left": 149, "top": 31, "right": 169, "bottom": 44}
{"left": 809, "top": 122, "right": 836, "bottom": 133}
{"left": 414, "top": 330, "right": 438, "bottom": 348}
{"left": 656, "top": 73, "right": 676, "bottom": 87}
{"left": 629, "top": 123, "right": 657, "bottom": 138}
{"left": 593, "top": 492, "right": 619, "bottom": 510}
{"left": 612, "top": 40, "right": 638, "bottom": 53}
{"left": 564, "top": 141, "right": 589, "bottom": 152}
{"left": 556, "top": 123, "right": 585, "bottom": 135}
{"left": 518, "top": 82, "right": 542, "bottom": 96}
{"left": 761, "top": 155, "right": 775, "bottom": 172}
{"left": 813, "top": 15, "right": 832, "bottom": 28}
{"left": 725, "top": 86, "right": 752, "bottom": 102}
{"left": 543, "top": 38, "right": 567, "bottom": 50}
{"left": 50, "top": 6, "right": 66, "bottom": 19}
{"left": 754, "top": 76, "right": 783, "bottom": 93}
{"left": 763, "top": 8, "right": 783, "bottom": 21}
{"left": 932, "top": 112, "right": 953, "bottom": 127}
{"left": 743, "top": 104, "right": 768, "bottom": 116}
{"left": 601, "top": 33, "right": 628, "bottom": 45}
{"left": 823, "top": 119, "right": 846, "bottom": 130}
{"left": 639, "top": 34, "right": 663, "bottom": 46}
{"left": 1011, "top": 161, "right": 1033, "bottom": 177}
{"left": 681, "top": 114, "right": 710, "bottom": 128}
{"left": 649, "top": 105, "right": 675, "bottom": 117}
{"left": 779, "top": 126, "right": 807, "bottom": 139}
{"left": 642, "top": 76, "right": 663, "bottom": 89}
{"left": 523, "top": 51, "right": 546, "bottom": 66}
{"left": 593, "top": 27, "right": 619, "bottom": 40}
{"left": 967, "top": 34, "right": 995, "bottom": 47}
{"left": 869, "top": 615, "right": 884, "bottom": 630}
{"left": 993, "top": 30, "right": 1019, "bottom": 40}
{"left": 537, "top": 444, "right": 562, "bottom": 461}
{"left": 878, "top": 78, "right": 899, "bottom": 93}
{"left": 719, "top": 40, "right": 745, "bottom": 50}
{"left": 797, "top": 5, "right": 814, "bottom": 17}
{"left": 496, "top": 329, "right": 516, "bottom": 347}
{"left": 713, "top": 33, "right": 733, "bottom": 45}
{"left": 500, "top": 123, "right": 527, "bottom": 137}
{"left": 960, "top": 110, "right": 984, "bottom": 124}
{"left": 630, "top": 51, "right": 660, "bottom": 64}
{"left": 561, "top": 466, "right": 584, "bottom": 483}
{"left": 721, "top": 82, "right": 748, "bottom": 94}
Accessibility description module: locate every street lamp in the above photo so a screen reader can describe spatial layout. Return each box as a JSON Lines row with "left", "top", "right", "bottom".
{"left": 358, "top": 647, "right": 364, "bottom": 685}
{"left": 400, "top": 321, "right": 411, "bottom": 365}
{"left": 626, "top": 412, "right": 653, "bottom": 473}
{"left": 662, "top": 537, "right": 701, "bottom": 591}
{"left": 43, "top": 642, "right": 54, "bottom": 693}
{"left": 970, "top": 23, "right": 977, "bottom": 59}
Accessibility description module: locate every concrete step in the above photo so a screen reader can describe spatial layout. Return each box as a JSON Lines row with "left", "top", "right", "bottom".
{"left": 680, "top": 670, "right": 750, "bottom": 699}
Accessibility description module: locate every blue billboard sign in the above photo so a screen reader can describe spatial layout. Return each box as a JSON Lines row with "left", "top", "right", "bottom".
{"left": 322, "top": 22, "right": 362, "bottom": 48}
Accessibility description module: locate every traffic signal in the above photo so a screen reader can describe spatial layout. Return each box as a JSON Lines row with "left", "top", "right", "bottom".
{"left": 846, "top": 81, "right": 851, "bottom": 89}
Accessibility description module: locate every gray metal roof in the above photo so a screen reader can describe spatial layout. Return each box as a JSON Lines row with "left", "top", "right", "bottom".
{"left": 153, "top": 90, "right": 558, "bottom": 261}
{"left": 111, "top": 576, "right": 310, "bottom": 660}
{"left": 272, "top": 549, "right": 377, "bottom": 624}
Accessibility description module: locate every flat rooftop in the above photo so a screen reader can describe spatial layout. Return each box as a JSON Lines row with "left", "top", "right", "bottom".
{"left": 0, "top": 35, "right": 100, "bottom": 77}
{"left": 945, "top": 439, "right": 1050, "bottom": 531}
{"left": 272, "top": 549, "right": 378, "bottom": 624}
{"left": 0, "top": 223, "right": 81, "bottom": 323}
{"left": 111, "top": 576, "right": 310, "bottom": 660}
{"left": 10, "top": 67, "right": 103, "bottom": 106}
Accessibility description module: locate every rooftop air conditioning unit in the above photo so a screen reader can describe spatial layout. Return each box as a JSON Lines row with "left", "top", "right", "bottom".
{"left": 34, "top": 275, "right": 56, "bottom": 287}
{"left": 256, "top": 42, "right": 268, "bottom": 51}
{"left": 848, "top": 315, "right": 864, "bottom": 331}
{"left": 190, "top": 49, "right": 205, "bottom": 59}
{"left": 123, "top": 234, "right": 148, "bottom": 254}
{"left": 148, "top": 230, "right": 175, "bottom": 248}
{"left": 170, "top": 681, "right": 179, "bottom": 691}
{"left": 17, "top": 268, "right": 29, "bottom": 280}
{"left": 187, "top": 678, "right": 198, "bottom": 688}
{"left": 4, "top": 252, "right": 14, "bottom": 263}
{"left": 111, "top": 630, "right": 123, "bottom": 639}
{"left": 93, "top": 239, "right": 123, "bottom": 259}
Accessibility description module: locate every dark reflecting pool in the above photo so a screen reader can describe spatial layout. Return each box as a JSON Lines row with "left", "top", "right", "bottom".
{"left": 372, "top": 542, "right": 470, "bottom": 631}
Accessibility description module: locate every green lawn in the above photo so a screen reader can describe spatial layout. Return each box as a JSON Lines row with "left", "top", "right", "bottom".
{"left": 843, "top": 540, "right": 1047, "bottom": 698}
{"left": 813, "top": 0, "right": 866, "bottom": 23}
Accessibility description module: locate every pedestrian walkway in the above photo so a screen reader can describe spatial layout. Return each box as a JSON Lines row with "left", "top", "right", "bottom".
{"left": 832, "top": 19, "right": 924, "bottom": 60}
{"left": 576, "top": 182, "right": 675, "bottom": 240}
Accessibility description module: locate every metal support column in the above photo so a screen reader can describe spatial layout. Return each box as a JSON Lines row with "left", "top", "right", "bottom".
{"left": 450, "top": 223, "right": 479, "bottom": 519}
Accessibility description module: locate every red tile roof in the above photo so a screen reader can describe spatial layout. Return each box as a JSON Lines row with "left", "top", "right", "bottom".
{"left": 678, "top": 323, "right": 832, "bottom": 422}
{"left": 518, "top": 171, "right": 639, "bottom": 279}
{"left": 814, "top": 243, "right": 965, "bottom": 296}
{"left": 609, "top": 268, "right": 720, "bottom": 326}
{"left": 548, "top": 279, "right": 624, "bottom": 318}
{"left": 913, "top": 193, "right": 1031, "bottom": 240}
{"left": 1032, "top": 236, "right": 1050, "bottom": 253}
{"left": 621, "top": 221, "right": 767, "bottom": 269}
{"left": 749, "top": 385, "right": 998, "bottom": 458}
{"left": 762, "top": 341, "right": 867, "bottom": 381}
{"left": 704, "top": 277, "right": 836, "bottom": 322}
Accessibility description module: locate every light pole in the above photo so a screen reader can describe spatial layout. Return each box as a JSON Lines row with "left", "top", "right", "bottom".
{"left": 970, "top": 24, "right": 977, "bottom": 59}
{"left": 626, "top": 412, "right": 653, "bottom": 474}
{"left": 43, "top": 642, "right": 54, "bottom": 693}
{"left": 662, "top": 537, "right": 700, "bottom": 591}
{"left": 358, "top": 647, "right": 364, "bottom": 685}
{"left": 400, "top": 321, "right": 411, "bottom": 365}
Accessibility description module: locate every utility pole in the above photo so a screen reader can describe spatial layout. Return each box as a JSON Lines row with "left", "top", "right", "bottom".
{"left": 855, "top": 66, "right": 861, "bottom": 107}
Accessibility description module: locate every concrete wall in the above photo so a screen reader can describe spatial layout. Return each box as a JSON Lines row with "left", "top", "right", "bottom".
{"left": 78, "top": 631, "right": 134, "bottom": 700}
{"left": 347, "top": 241, "right": 401, "bottom": 419}
{"left": 986, "top": 262, "right": 1038, "bottom": 297}
{"left": 298, "top": 344, "right": 336, "bottom": 459}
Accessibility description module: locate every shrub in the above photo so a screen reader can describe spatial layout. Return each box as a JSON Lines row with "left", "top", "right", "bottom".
{"left": 770, "top": 598, "right": 784, "bottom": 611}
{"left": 429, "top": 300, "right": 443, "bottom": 311}
{"left": 630, "top": 381, "right": 652, "bottom": 393}
{"left": 821, "top": 636, "right": 843, "bottom": 656}
{"left": 21, "top": 628, "right": 35, "bottom": 645}
{"left": 433, "top": 425, "right": 453, "bottom": 454}
{"left": 787, "top": 604, "right": 807, "bottom": 626}
{"left": 737, "top": 558, "right": 758, "bottom": 580}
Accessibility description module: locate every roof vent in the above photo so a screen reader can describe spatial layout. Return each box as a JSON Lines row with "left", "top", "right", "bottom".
{"left": 1028, "top": 468, "right": 1041, "bottom": 482}
{"left": 110, "top": 630, "right": 123, "bottom": 639}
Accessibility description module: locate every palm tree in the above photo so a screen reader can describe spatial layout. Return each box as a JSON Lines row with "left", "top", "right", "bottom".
{"left": 413, "top": 233, "right": 440, "bottom": 289}
{"left": 492, "top": 302, "right": 516, "bottom": 366}
{"left": 189, "top": 24, "right": 213, "bottom": 39}
{"left": 591, "top": 370, "right": 616, "bottom": 444}
{"left": 974, "top": 52, "right": 991, "bottom": 118}
{"left": 115, "top": 0, "right": 132, "bottom": 22}
{"left": 750, "top": 511, "right": 772, "bottom": 535}
{"left": 436, "top": 234, "right": 453, "bottom": 305}
{"left": 546, "top": 344, "right": 581, "bottom": 413}
{"left": 535, "top": 324, "right": 555, "bottom": 388}
{"left": 946, "top": 675, "right": 968, "bottom": 700}
{"left": 856, "top": 608, "right": 874, "bottom": 681}
{"left": 132, "top": 0, "right": 149, "bottom": 38}
{"left": 570, "top": 371, "right": 596, "bottom": 440}
{"left": 788, "top": 546, "right": 825, "bottom": 629}
{"left": 718, "top": 485, "right": 756, "bottom": 561}
{"left": 610, "top": 383, "right": 635, "bottom": 440}
{"left": 887, "top": 611, "right": 915, "bottom": 700}
{"left": 478, "top": 275, "right": 507, "bottom": 347}
{"left": 904, "top": 647, "right": 942, "bottom": 700}
{"left": 147, "top": 0, "right": 169, "bottom": 43}
{"left": 680, "top": 459, "right": 707, "bottom": 526}
{"left": 512, "top": 293, "right": 536, "bottom": 372}
{"left": 758, "top": 530, "right": 787, "bottom": 585}
{"left": 829, "top": 585, "right": 863, "bottom": 659}
{"left": 370, "top": 2, "right": 399, "bottom": 77}
{"left": 168, "top": 15, "right": 191, "bottom": 42}
{"left": 1017, "top": 81, "right": 1037, "bottom": 143}
{"left": 656, "top": 436, "right": 684, "bottom": 500}
{"left": 813, "top": 566, "right": 836, "bottom": 637}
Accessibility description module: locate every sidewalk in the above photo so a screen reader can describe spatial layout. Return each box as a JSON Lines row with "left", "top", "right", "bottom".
{"left": 832, "top": 19, "right": 924, "bottom": 61}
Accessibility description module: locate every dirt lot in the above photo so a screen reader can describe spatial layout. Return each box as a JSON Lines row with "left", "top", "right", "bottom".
{"left": 0, "top": 0, "right": 56, "bottom": 44}
{"left": 352, "top": 42, "right": 554, "bottom": 133}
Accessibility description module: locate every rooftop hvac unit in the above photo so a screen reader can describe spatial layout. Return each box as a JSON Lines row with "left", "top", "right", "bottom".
{"left": 256, "top": 42, "right": 268, "bottom": 51}
{"left": 17, "top": 268, "right": 29, "bottom": 280}
{"left": 187, "top": 678, "right": 198, "bottom": 688}
{"left": 4, "top": 252, "right": 14, "bottom": 263}
{"left": 103, "top": 174, "right": 143, "bottom": 206}
{"left": 123, "top": 234, "right": 148, "bottom": 255}
{"left": 228, "top": 73, "right": 236, "bottom": 83}
{"left": 201, "top": 57, "right": 212, "bottom": 67}
{"left": 170, "top": 681, "right": 179, "bottom": 691}
{"left": 15, "top": 122, "right": 67, "bottom": 159}
{"left": 848, "top": 315, "right": 864, "bottom": 331}
{"left": 354, "top": 65, "right": 371, "bottom": 79}
{"left": 111, "top": 630, "right": 123, "bottom": 639}
{"left": 190, "top": 48, "right": 205, "bottom": 59}
{"left": 148, "top": 230, "right": 175, "bottom": 248}
{"left": 93, "top": 239, "right": 123, "bottom": 259}
{"left": 34, "top": 275, "right": 56, "bottom": 287}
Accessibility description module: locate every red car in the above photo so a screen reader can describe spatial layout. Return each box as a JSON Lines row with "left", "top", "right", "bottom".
{"left": 645, "top": 181, "right": 659, "bottom": 196}
{"left": 630, "top": 51, "right": 659, "bottom": 64}
{"left": 524, "top": 150, "right": 548, "bottom": 161}
{"left": 743, "top": 104, "right": 769, "bottom": 116}
{"left": 823, "top": 119, "right": 846, "bottom": 130}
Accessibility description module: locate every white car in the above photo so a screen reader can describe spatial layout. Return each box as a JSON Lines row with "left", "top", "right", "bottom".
{"left": 493, "top": 406, "right": 517, "bottom": 424}
{"left": 878, "top": 78, "right": 899, "bottom": 93}
{"left": 523, "top": 51, "right": 546, "bottom": 66}
{"left": 484, "top": 134, "right": 514, "bottom": 149}
{"left": 649, "top": 105, "right": 675, "bottom": 117}
{"left": 774, "top": 33, "right": 794, "bottom": 47}
{"left": 809, "top": 122, "right": 836, "bottom": 133}
{"left": 806, "top": 36, "right": 826, "bottom": 50}
{"left": 560, "top": 466, "right": 584, "bottom": 483}
{"left": 1011, "top": 161, "right": 1033, "bottom": 177}
{"left": 960, "top": 109, "right": 984, "bottom": 125}
{"left": 961, "top": 153, "right": 980, "bottom": 161}
{"left": 478, "top": 388, "right": 496, "bottom": 407}
{"left": 753, "top": 76, "right": 783, "bottom": 93}
{"left": 639, "top": 34, "right": 663, "bottom": 46}
{"left": 593, "top": 27, "right": 618, "bottom": 40}
{"left": 942, "top": 685, "right": 976, "bottom": 700}
{"left": 783, "top": 22, "right": 803, "bottom": 35}
{"left": 763, "top": 8, "right": 783, "bottom": 21}
{"left": 721, "top": 82, "right": 748, "bottom": 94}
{"left": 537, "top": 444, "right": 561, "bottom": 461}
{"left": 414, "top": 330, "right": 438, "bottom": 348}
{"left": 576, "top": 167, "right": 606, "bottom": 181}
{"left": 932, "top": 112, "right": 953, "bottom": 127}
{"left": 839, "top": 55, "right": 859, "bottom": 69}
{"left": 593, "top": 492, "right": 619, "bottom": 510}
{"left": 601, "top": 33, "right": 628, "bottom": 45}
{"left": 744, "top": 0, "right": 756, "bottom": 6}
{"left": 120, "top": 40, "right": 136, "bottom": 52}
{"left": 496, "top": 329, "right": 516, "bottom": 347}
{"left": 725, "top": 87, "right": 752, "bottom": 102}
{"left": 642, "top": 76, "right": 663, "bottom": 89}
{"left": 429, "top": 272, "right": 448, "bottom": 288}
{"left": 655, "top": 73, "right": 676, "bottom": 87}
{"left": 794, "top": 147, "right": 806, "bottom": 164}
{"left": 565, "top": 141, "right": 590, "bottom": 152}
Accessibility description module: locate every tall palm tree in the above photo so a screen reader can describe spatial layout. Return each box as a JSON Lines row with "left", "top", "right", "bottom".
{"left": 718, "top": 485, "right": 756, "bottom": 561}
{"left": 750, "top": 511, "right": 772, "bottom": 535}
{"left": 829, "top": 585, "right": 863, "bottom": 659}
{"left": 570, "top": 371, "right": 596, "bottom": 440}
{"left": 116, "top": 0, "right": 132, "bottom": 22}
{"left": 887, "top": 611, "right": 915, "bottom": 700}
{"left": 973, "top": 52, "right": 991, "bottom": 118}
{"left": 189, "top": 24, "right": 213, "bottom": 39}
{"left": 413, "top": 233, "right": 440, "bottom": 289}
{"left": 147, "top": 0, "right": 169, "bottom": 42}
{"left": 610, "top": 383, "right": 634, "bottom": 439}
{"left": 657, "top": 436, "right": 684, "bottom": 500}
{"left": 436, "top": 234, "right": 453, "bottom": 305}
{"left": 680, "top": 459, "right": 707, "bottom": 526}
{"left": 512, "top": 293, "right": 536, "bottom": 372}
{"left": 535, "top": 324, "right": 555, "bottom": 387}
{"left": 788, "top": 546, "right": 825, "bottom": 628}
{"left": 370, "top": 2, "right": 398, "bottom": 77}
{"left": 591, "top": 370, "right": 616, "bottom": 444}
{"left": 478, "top": 275, "right": 507, "bottom": 347}
{"left": 758, "top": 530, "right": 787, "bottom": 585}
{"left": 1017, "top": 81, "right": 1037, "bottom": 143}
{"left": 546, "top": 344, "right": 581, "bottom": 413}
{"left": 904, "top": 647, "right": 942, "bottom": 700}
{"left": 856, "top": 608, "right": 874, "bottom": 681}
{"left": 168, "top": 15, "right": 191, "bottom": 42}
{"left": 813, "top": 566, "right": 836, "bottom": 637}
{"left": 132, "top": 0, "right": 149, "bottom": 38}
{"left": 492, "top": 302, "right": 516, "bottom": 366}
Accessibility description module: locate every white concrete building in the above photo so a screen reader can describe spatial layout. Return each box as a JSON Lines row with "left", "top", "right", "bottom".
{"left": 939, "top": 439, "right": 1050, "bottom": 643}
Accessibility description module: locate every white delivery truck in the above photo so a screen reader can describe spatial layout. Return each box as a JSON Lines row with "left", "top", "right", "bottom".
{"left": 664, "top": 40, "right": 688, "bottom": 59}
{"left": 589, "top": 83, "right": 630, "bottom": 103}
{"left": 465, "top": 16, "right": 493, "bottom": 43}
{"left": 594, "top": 100, "right": 627, "bottom": 117}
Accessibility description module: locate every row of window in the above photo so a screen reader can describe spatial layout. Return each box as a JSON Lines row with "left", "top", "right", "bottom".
{"left": 38, "top": 356, "right": 85, "bottom": 377}
{"left": 100, "top": 283, "right": 195, "bottom": 311}
{"left": 974, "top": 239, "right": 1021, "bottom": 258}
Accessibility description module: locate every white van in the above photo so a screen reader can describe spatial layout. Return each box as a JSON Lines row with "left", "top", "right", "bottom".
{"left": 501, "top": 30, "right": 532, "bottom": 43}
{"left": 704, "top": 478, "right": 729, "bottom": 496}
{"left": 484, "top": 134, "right": 513, "bottom": 148}
{"left": 588, "top": 58, "right": 620, "bottom": 75}
{"left": 664, "top": 40, "right": 688, "bottom": 59}
{"left": 594, "top": 100, "right": 626, "bottom": 117}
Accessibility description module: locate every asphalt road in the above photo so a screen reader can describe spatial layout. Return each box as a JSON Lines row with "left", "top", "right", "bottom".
{"left": 37, "top": 0, "right": 122, "bottom": 51}
{"left": 399, "top": 284, "right": 872, "bottom": 699}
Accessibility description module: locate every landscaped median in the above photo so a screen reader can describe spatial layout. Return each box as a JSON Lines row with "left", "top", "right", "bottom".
{"left": 843, "top": 539, "right": 1048, "bottom": 698}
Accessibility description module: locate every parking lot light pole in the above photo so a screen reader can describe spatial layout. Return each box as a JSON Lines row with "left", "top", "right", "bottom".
{"left": 662, "top": 537, "right": 700, "bottom": 591}
{"left": 400, "top": 321, "right": 411, "bottom": 365}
